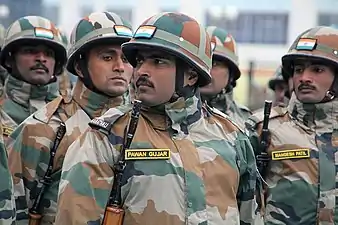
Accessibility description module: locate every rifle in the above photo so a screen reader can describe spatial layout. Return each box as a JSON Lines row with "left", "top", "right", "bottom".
{"left": 28, "top": 122, "right": 66, "bottom": 225}
{"left": 255, "top": 100, "right": 272, "bottom": 211}
{"left": 102, "top": 99, "right": 142, "bottom": 225}
{"left": 256, "top": 100, "right": 272, "bottom": 178}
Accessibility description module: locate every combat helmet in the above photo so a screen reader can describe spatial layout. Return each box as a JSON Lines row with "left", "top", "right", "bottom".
{"left": 67, "top": 11, "right": 133, "bottom": 75}
{"left": 122, "top": 12, "right": 212, "bottom": 87}
{"left": 206, "top": 26, "right": 240, "bottom": 90}
{"left": 0, "top": 16, "right": 67, "bottom": 76}
{"left": 282, "top": 26, "right": 338, "bottom": 101}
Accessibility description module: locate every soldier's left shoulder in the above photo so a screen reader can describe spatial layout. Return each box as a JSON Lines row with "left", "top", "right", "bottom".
{"left": 89, "top": 104, "right": 133, "bottom": 136}
{"left": 207, "top": 106, "right": 246, "bottom": 134}
{"left": 237, "top": 103, "right": 252, "bottom": 114}
{"left": 32, "top": 96, "right": 65, "bottom": 124}
{"left": 246, "top": 105, "right": 288, "bottom": 130}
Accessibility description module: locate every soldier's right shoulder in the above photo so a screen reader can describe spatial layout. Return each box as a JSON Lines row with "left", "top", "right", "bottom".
{"left": 89, "top": 104, "right": 132, "bottom": 135}
{"left": 246, "top": 105, "right": 288, "bottom": 129}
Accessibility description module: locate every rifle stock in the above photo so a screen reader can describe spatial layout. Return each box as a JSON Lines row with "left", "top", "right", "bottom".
{"left": 102, "top": 100, "right": 142, "bottom": 225}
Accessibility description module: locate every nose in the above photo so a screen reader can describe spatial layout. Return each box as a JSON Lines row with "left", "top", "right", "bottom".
{"left": 298, "top": 68, "right": 314, "bottom": 83}
{"left": 35, "top": 51, "right": 47, "bottom": 63}
{"left": 112, "top": 57, "right": 125, "bottom": 73}
{"left": 136, "top": 60, "right": 151, "bottom": 77}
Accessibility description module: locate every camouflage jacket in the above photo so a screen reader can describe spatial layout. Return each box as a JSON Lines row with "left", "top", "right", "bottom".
{"left": 6, "top": 80, "right": 127, "bottom": 225}
{"left": 202, "top": 90, "right": 252, "bottom": 130}
{"left": 0, "top": 121, "right": 16, "bottom": 225}
{"left": 246, "top": 92, "right": 338, "bottom": 225}
{"left": 56, "top": 93, "right": 257, "bottom": 225}
{"left": 0, "top": 75, "right": 59, "bottom": 142}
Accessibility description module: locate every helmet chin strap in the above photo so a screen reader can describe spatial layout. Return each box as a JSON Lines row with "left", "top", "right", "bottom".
{"left": 169, "top": 59, "right": 196, "bottom": 102}
{"left": 321, "top": 75, "right": 338, "bottom": 103}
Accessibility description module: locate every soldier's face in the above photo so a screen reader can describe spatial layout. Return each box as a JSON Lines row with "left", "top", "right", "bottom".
{"left": 133, "top": 50, "right": 176, "bottom": 106}
{"left": 83, "top": 44, "right": 133, "bottom": 97}
{"left": 13, "top": 45, "right": 55, "bottom": 85}
{"left": 293, "top": 59, "right": 335, "bottom": 103}
{"left": 274, "top": 82, "right": 287, "bottom": 106}
{"left": 200, "top": 59, "right": 229, "bottom": 95}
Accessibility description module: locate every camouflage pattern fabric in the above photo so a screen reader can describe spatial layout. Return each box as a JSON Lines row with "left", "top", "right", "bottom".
{"left": 0, "top": 121, "right": 16, "bottom": 225}
{"left": 0, "top": 24, "right": 5, "bottom": 48}
{"left": 246, "top": 92, "right": 338, "bottom": 224}
{"left": 0, "top": 75, "right": 59, "bottom": 143}
{"left": 6, "top": 79, "right": 126, "bottom": 225}
{"left": 56, "top": 92, "right": 257, "bottom": 225}
{"left": 202, "top": 90, "right": 251, "bottom": 130}
{"left": 0, "top": 24, "right": 7, "bottom": 95}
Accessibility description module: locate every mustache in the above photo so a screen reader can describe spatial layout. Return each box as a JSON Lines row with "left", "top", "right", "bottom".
{"left": 135, "top": 76, "right": 154, "bottom": 88}
{"left": 298, "top": 83, "right": 316, "bottom": 91}
{"left": 30, "top": 63, "right": 49, "bottom": 73}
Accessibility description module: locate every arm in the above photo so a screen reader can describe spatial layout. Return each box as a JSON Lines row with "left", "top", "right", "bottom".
{"left": 0, "top": 123, "right": 16, "bottom": 225}
{"left": 56, "top": 128, "right": 118, "bottom": 225}
{"left": 235, "top": 131, "right": 258, "bottom": 225}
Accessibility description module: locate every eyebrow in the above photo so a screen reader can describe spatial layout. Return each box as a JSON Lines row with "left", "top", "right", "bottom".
{"left": 98, "top": 48, "right": 119, "bottom": 55}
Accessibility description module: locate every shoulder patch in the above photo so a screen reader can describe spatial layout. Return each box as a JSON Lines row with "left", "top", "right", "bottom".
{"left": 89, "top": 104, "right": 132, "bottom": 135}
{"left": 33, "top": 96, "right": 64, "bottom": 124}
{"left": 246, "top": 105, "right": 288, "bottom": 129}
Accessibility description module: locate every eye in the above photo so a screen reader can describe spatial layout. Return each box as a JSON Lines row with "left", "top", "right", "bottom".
{"left": 102, "top": 56, "right": 113, "bottom": 61}
{"left": 121, "top": 55, "right": 128, "bottom": 63}
{"left": 294, "top": 66, "right": 304, "bottom": 74}
{"left": 135, "top": 57, "right": 144, "bottom": 65}
{"left": 153, "top": 58, "right": 165, "bottom": 65}
{"left": 45, "top": 49, "right": 55, "bottom": 57}
{"left": 311, "top": 66, "right": 324, "bottom": 73}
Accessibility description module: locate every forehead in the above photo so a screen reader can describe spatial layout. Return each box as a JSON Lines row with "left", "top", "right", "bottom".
{"left": 136, "top": 48, "right": 175, "bottom": 59}
{"left": 17, "top": 44, "right": 54, "bottom": 51}
{"left": 293, "top": 57, "right": 331, "bottom": 66}
{"left": 90, "top": 44, "right": 122, "bottom": 53}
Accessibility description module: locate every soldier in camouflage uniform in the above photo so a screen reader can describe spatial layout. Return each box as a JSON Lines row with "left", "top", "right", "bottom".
{"left": 6, "top": 12, "right": 133, "bottom": 225}
{"left": 268, "top": 66, "right": 290, "bottom": 107}
{"left": 200, "top": 26, "right": 251, "bottom": 129}
{"left": 246, "top": 26, "right": 338, "bottom": 224}
{"left": 0, "top": 122, "right": 16, "bottom": 225}
{"left": 0, "top": 16, "right": 67, "bottom": 142}
{"left": 56, "top": 12, "right": 257, "bottom": 225}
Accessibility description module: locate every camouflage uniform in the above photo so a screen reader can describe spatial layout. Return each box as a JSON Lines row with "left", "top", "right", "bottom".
{"left": 6, "top": 12, "right": 133, "bottom": 225}
{"left": 201, "top": 26, "right": 251, "bottom": 129}
{"left": 0, "top": 121, "right": 16, "bottom": 225}
{"left": 246, "top": 26, "right": 338, "bottom": 224}
{"left": 56, "top": 12, "right": 257, "bottom": 225}
{"left": 0, "top": 16, "right": 67, "bottom": 142}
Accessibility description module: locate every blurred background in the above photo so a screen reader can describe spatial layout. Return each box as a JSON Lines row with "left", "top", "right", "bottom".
{"left": 0, "top": 0, "right": 337, "bottom": 110}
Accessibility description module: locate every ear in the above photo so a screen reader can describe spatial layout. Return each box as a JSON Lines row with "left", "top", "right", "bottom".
{"left": 185, "top": 70, "right": 198, "bottom": 86}
{"left": 74, "top": 61, "right": 84, "bottom": 78}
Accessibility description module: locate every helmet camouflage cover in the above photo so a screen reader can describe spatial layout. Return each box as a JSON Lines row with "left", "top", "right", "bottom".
{"left": 282, "top": 26, "right": 338, "bottom": 80}
{"left": 206, "top": 26, "right": 241, "bottom": 81}
{"left": 0, "top": 16, "right": 67, "bottom": 75}
{"left": 268, "top": 66, "right": 286, "bottom": 91}
{"left": 122, "top": 12, "right": 212, "bottom": 87}
{"left": 67, "top": 11, "right": 133, "bottom": 75}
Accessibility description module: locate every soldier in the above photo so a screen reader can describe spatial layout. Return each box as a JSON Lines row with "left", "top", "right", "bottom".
{"left": 0, "top": 122, "right": 16, "bottom": 225}
{"left": 56, "top": 12, "right": 257, "bottom": 225}
{"left": 267, "top": 66, "right": 289, "bottom": 107}
{"left": 200, "top": 26, "right": 251, "bottom": 129}
{"left": 246, "top": 26, "right": 338, "bottom": 224}
{"left": 6, "top": 12, "right": 133, "bottom": 225}
{"left": 0, "top": 16, "right": 67, "bottom": 142}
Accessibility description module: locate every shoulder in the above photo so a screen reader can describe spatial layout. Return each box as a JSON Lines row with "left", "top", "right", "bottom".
{"left": 32, "top": 96, "right": 65, "bottom": 124}
{"left": 245, "top": 105, "right": 288, "bottom": 130}
{"left": 88, "top": 104, "right": 132, "bottom": 136}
